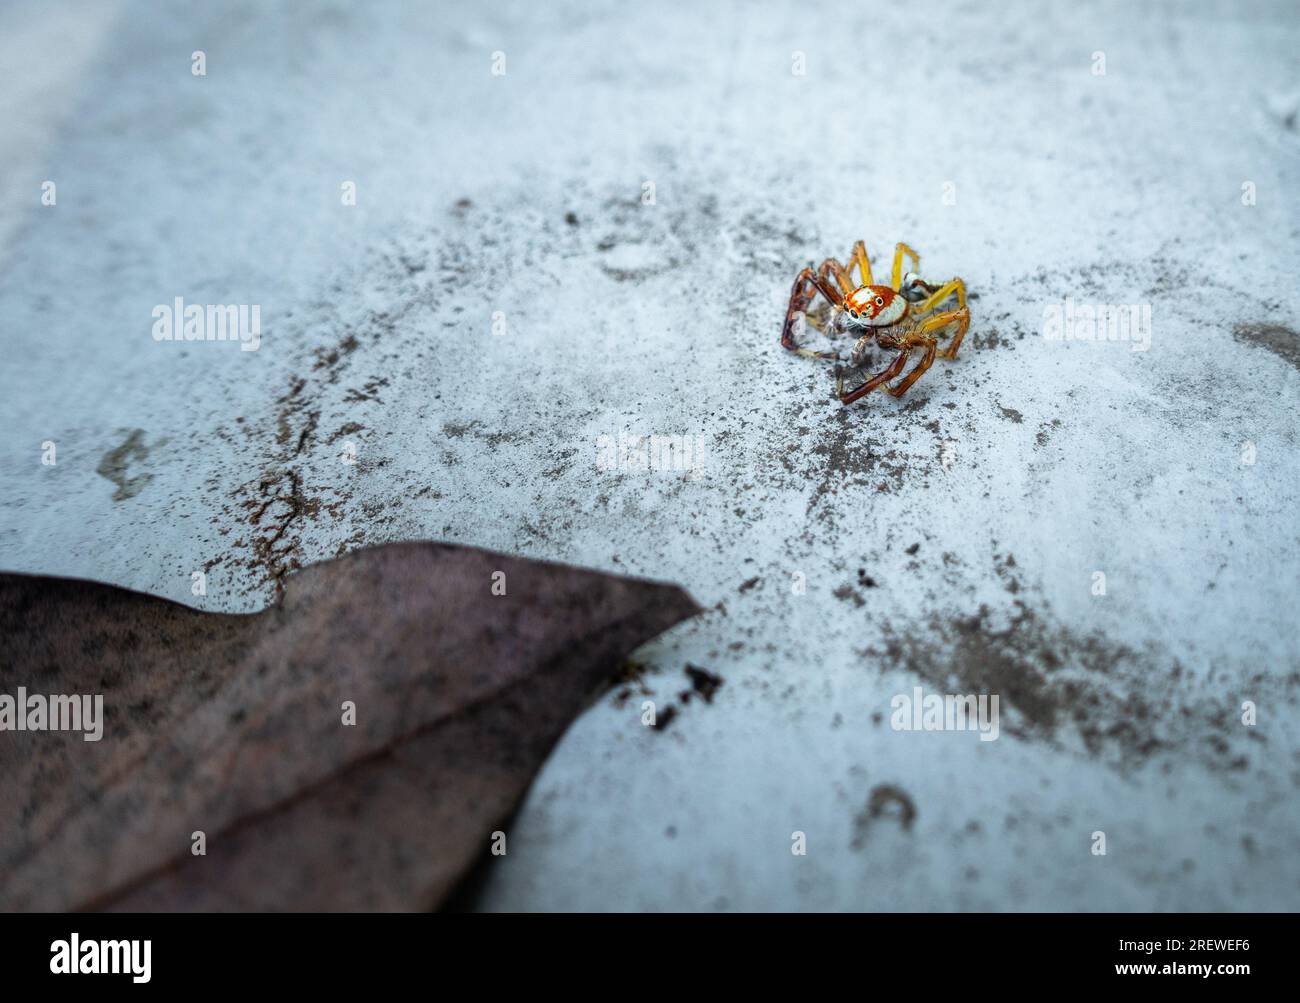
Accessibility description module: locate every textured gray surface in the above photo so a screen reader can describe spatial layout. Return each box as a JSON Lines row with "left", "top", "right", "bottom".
{"left": 1, "top": 0, "right": 1298, "bottom": 910}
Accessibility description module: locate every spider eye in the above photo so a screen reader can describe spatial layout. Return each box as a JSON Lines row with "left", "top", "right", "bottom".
{"left": 875, "top": 296, "right": 884, "bottom": 306}
{"left": 849, "top": 309, "right": 859, "bottom": 318}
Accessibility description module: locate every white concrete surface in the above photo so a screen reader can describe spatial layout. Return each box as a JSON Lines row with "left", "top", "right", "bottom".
{"left": 1, "top": 0, "right": 1298, "bottom": 910}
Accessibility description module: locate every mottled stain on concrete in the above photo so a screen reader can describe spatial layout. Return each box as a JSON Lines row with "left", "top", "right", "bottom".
{"left": 96, "top": 429, "right": 153, "bottom": 501}
{"left": 1234, "top": 322, "right": 1300, "bottom": 371}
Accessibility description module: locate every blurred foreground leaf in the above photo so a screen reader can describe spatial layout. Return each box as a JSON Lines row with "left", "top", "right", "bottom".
{"left": 0, "top": 543, "right": 699, "bottom": 911}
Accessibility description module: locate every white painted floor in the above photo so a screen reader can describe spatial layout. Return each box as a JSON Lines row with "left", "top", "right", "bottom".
{"left": 1, "top": 0, "right": 1298, "bottom": 910}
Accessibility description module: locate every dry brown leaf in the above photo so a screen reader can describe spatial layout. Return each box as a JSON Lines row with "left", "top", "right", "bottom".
{"left": 0, "top": 542, "right": 699, "bottom": 911}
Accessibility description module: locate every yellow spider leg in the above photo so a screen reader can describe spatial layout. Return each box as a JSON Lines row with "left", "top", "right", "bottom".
{"left": 849, "top": 240, "right": 873, "bottom": 286}
{"left": 912, "top": 277, "right": 967, "bottom": 315}
{"left": 913, "top": 306, "right": 971, "bottom": 360}
{"left": 891, "top": 242, "right": 920, "bottom": 290}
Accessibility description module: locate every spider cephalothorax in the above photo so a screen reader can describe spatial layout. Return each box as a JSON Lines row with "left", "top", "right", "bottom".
{"left": 780, "top": 240, "right": 971, "bottom": 403}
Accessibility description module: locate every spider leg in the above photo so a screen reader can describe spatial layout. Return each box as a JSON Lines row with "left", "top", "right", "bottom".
{"left": 816, "top": 257, "right": 856, "bottom": 296}
{"left": 911, "top": 277, "right": 968, "bottom": 316}
{"left": 781, "top": 266, "right": 844, "bottom": 360}
{"left": 794, "top": 245, "right": 875, "bottom": 338}
{"left": 885, "top": 329, "right": 939, "bottom": 397}
{"left": 817, "top": 244, "right": 877, "bottom": 296}
{"left": 911, "top": 306, "right": 971, "bottom": 361}
{"left": 849, "top": 240, "right": 874, "bottom": 286}
{"left": 837, "top": 342, "right": 911, "bottom": 405}
{"left": 891, "top": 242, "right": 921, "bottom": 290}
{"left": 803, "top": 300, "right": 832, "bottom": 333}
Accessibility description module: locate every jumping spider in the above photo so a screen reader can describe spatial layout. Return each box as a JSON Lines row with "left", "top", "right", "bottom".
{"left": 780, "top": 240, "right": 970, "bottom": 403}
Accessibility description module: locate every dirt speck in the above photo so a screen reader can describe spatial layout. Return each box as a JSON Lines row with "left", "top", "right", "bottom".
{"left": 442, "top": 420, "right": 479, "bottom": 439}
{"left": 327, "top": 422, "right": 366, "bottom": 444}
{"left": 833, "top": 584, "right": 866, "bottom": 607}
{"left": 852, "top": 784, "right": 917, "bottom": 847}
{"left": 680, "top": 664, "right": 724, "bottom": 704}
{"left": 652, "top": 704, "right": 678, "bottom": 731}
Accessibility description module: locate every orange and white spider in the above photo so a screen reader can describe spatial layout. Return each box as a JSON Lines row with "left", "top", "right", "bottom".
{"left": 780, "top": 240, "right": 970, "bottom": 403}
